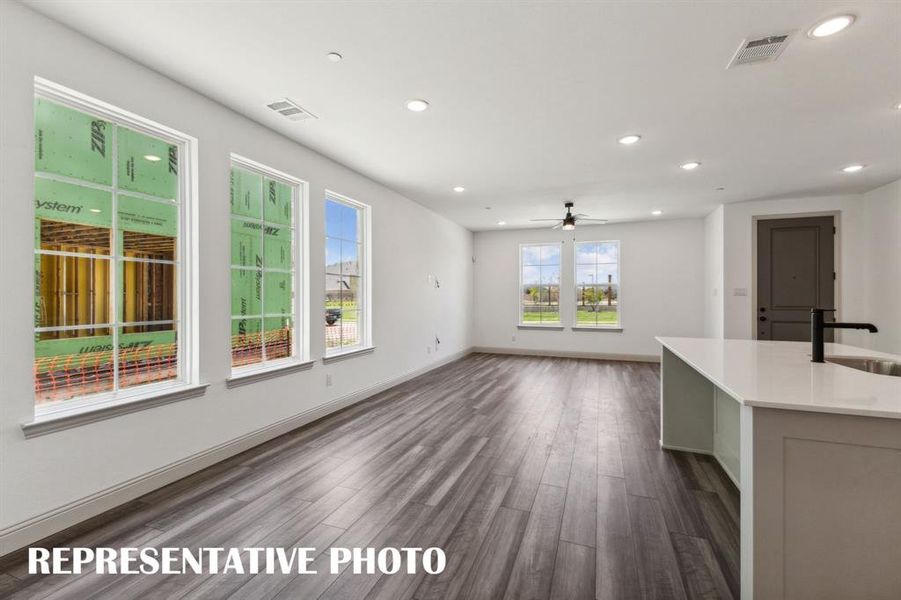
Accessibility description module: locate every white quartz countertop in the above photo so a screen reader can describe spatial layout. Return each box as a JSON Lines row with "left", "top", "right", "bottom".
{"left": 656, "top": 337, "right": 901, "bottom": 419}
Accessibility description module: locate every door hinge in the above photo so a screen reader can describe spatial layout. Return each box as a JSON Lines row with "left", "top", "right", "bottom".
{"left": 833, "top": 226, "right": 836, "bottom": 234}
{"left": 833, "top": 271, "right": 836, "bottom": 280}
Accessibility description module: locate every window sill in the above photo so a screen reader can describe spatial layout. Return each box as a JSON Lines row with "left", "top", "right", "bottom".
{"left": 572, "top": 326, "right": 623, "bottom": 332}
{"left": 227, "top": 359, "right": 315, "bottom": 388}
{"left": 22, "top": 383, "right": 209, "bottom": 439}
{"left": 517, "top": 324, "right": 565, "bottom": 331}
{"left": 322, "top": 345, "right": 375, "bottom": 364}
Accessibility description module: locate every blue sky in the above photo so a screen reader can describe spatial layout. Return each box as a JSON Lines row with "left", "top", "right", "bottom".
{"left": 325, "top": 199, "right": 360, "bottom": 269}
{"left": 521, "top": 242, "right": 619, "bottom": 285}
{"left": 325, "top": 199, "right": 359, "bottom": 241}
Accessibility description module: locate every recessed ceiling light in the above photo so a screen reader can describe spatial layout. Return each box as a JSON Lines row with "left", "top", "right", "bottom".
{"left": 327, "top": 52, "right": 343, "bottom": 62}
{"left": 680, "top": 161, "right": 701, "bottom": 171}
{"left": 618, "top": 134, "right": 641, "bottom": 145}
{"left": 453, "top": 186, "right": 465, "bottom": 193}
{"left": 143, "top": 154, "right": 161, "bottom": 162}
{"left": 651, "top": 210, "right": 663, "bottom": 216}
{"left": 406, "top": 99, "right": 429, "bottom": 112}
{"left": 497, "top": 221, "right": 506, "bottom": 226}
{"left": 89, "top": 208, "right": 102, "bottom": 213}
{"left": 895, "top": 102, "right": 901, "bottom": 110}
{"left": 808, "top": 15, "right": 855, "bottom": 38}
{"left": 841, "top": 164, "right": 865, "bottom": 173}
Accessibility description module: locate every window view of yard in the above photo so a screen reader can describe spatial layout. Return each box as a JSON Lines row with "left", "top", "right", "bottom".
{"left": 576, "top": 308, "right": 618, "bottom": 323}
{"left": 576, "top": 241, "right": 619, "bottom": 327}
{"left": 520, "top": 244, "right": 561, "bottom": 324}
{"left": 324, "top": 300, "right": 358, "bottom": 320}
{"left": 325, "top": 198, "right": 362, "bottom": 350}
{"left": 521, "top": 309, "right": 561, "bottom": 322}
{"left": 324, "top": 299, "right": 359, "bottom": 349}
{"left": 519, "top": 241, "right": 620, "bottom": 327}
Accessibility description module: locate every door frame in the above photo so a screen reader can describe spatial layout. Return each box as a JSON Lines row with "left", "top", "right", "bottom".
{"left": 751, "top": 210, "right": 841, "bottom": 341}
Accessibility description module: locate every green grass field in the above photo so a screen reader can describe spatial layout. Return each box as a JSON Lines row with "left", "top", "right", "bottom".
{"left": 521, "top": 308, "right": 618, "bottom": 325}
{"left": 576, "top": 309, "right": 619, "bottom": 324}
{"left": 325, "top": 300, "right": 358, "bottom": 321}
{"left": 521, "top": 311, "right": 560, "bottom": 323}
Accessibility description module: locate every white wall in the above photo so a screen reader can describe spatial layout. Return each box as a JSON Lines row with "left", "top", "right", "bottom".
{"left": 472, "top": 219, "right": 706, "bottom": 358}
{"left": 857, "top": 179, "right": 901, "bottom": 353}
{"left": 0, "top": 1, "right": 473, "bottom": 548}
{"left": 703, "top": 206, "right": 724, "bottom": 338}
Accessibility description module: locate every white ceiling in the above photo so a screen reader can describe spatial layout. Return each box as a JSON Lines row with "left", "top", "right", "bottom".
{"left": 24, "top": 1, "right": 901, "bottom": 231}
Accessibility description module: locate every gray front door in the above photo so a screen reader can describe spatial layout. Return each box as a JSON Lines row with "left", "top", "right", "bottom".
{"left": 757, "top": 216, "right": 835, "bottom": 341}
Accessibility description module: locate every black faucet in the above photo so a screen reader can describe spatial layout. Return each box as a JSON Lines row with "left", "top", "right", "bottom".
{"left": 810, "top": 308, "right": 878, "bottom": 363}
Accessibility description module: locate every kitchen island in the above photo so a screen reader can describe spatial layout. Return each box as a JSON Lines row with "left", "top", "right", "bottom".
{"left": 657, "top": 337, "right": 901, "bottom": 600}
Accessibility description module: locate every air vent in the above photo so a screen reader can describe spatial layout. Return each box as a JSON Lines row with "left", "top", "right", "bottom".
{"left": 266, "top": 98, "right": 317, "bottom": 121}
{"left": 727, "top": 32, "right": 794, "bottom": 68}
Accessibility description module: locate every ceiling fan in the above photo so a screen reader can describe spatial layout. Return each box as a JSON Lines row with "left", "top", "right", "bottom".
{"left": 530, "top": 202, "right": 608, "bottom": 230}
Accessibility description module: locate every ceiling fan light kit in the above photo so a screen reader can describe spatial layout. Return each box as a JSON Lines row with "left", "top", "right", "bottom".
{"left": 531, "top": 201, "right": 606, "bottom": 230}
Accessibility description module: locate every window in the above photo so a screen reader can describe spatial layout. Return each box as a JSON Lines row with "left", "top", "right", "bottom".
{"left": 33, "top": 80, "right": 196, "bottom": 410}
{"left": 520, "top": 243, "right": 561, "bottom": 325}
{"left": 575, "top": 240, "right": 620, "bottom": 328}
{"left": 230, "top": 156, "right": 305, "bottom": 371}
{"left": 325, "top": 193, "right": 370, "bottom": 354}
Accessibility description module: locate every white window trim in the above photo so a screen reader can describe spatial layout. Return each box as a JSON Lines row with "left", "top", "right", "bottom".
{"left": 22, "top": 382, "right": 209, "bottom": 438}
{"left": 29, "top": 77, "right": 201, "bottom": 426}
{"left": 573, "top": 239, "right": 622, "bottom": 330}
{"left": 228, "top": 154, "right": 310, "bottom": 377}
{"left": 324, "top": 190, "right": 372, "bottom": 357}
{"left": 226, "top": 358, "right": 315, "bottom": 387}
{"left": 321, "top": 345, "right": 375, "bottom": 364}
{"left": 518, "top": 242, "right": 563, "bottom": 327}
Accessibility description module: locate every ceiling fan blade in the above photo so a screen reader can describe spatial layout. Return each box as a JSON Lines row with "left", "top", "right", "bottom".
{"left": 530, "top": 218, "right": 561, "bottom": 222}
{"left": 573, "top": 213, "right": 590, "bottom": 218}
{"left": 551, "top": 222, "right": 563, "bottom": 230}
{"left": 577, "top": 218, "right": 608, "bottom": 222}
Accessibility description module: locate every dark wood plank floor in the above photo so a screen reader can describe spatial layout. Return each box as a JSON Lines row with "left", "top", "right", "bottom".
{"left": 0, "top": 353, "right": 739, "bottom": 600}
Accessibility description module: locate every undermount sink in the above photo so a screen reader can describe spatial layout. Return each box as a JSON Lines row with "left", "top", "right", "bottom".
{"left": 826, "top": 356, "right": 901, "bottom": 377}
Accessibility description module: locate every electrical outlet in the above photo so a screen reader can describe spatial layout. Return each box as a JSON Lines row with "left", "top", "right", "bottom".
{"left": 326, "top": 374, "right": 332, "bottom": 387}
{"left": 512, "top": 333, "right": 517, "bottom": 342}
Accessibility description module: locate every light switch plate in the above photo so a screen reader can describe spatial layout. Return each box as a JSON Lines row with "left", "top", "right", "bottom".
{"left": 733, "top": 288, "right": 748, "bottom": 297}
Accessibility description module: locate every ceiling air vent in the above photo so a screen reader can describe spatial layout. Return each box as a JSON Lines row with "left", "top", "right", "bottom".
{"left": 266, "top": 98, "right": 317, "bottom": 122}
{"left": 727, "top": 32, "right": 793, "bottom": 68}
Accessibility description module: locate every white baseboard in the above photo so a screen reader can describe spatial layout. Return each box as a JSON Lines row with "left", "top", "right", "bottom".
{"left": 472, "top": 346, "right": 660, "bottom": 363}
{"left": 660, "top": 441, "right": 713, "bottom": 455}
{"left": 660, "top": 441, "right": 741, "bottom": 491}
{"left": 0, "top": 348, "right": 472, "bottom": 558}
{"left": 712, "top": 452, "right": 741, "bottom": 491}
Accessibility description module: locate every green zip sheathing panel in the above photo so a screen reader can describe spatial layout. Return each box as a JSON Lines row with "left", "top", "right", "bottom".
{"left": 34, "top": 98, "right": 178, "bottom": 362}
